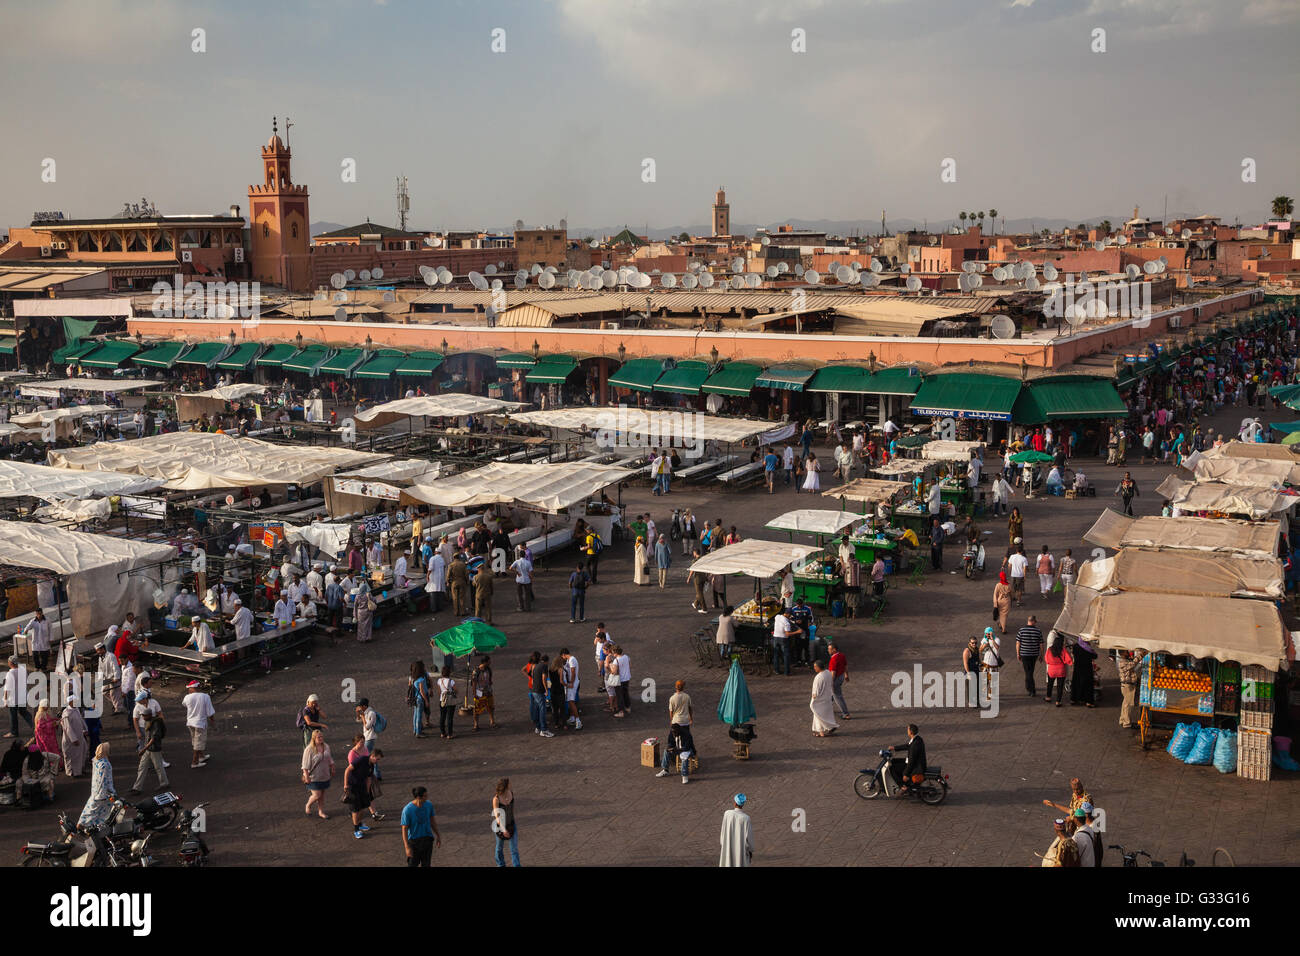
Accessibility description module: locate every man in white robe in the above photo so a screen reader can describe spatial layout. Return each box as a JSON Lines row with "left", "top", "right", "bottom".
{"left": 719, "top": 794, "right": 753, "bottom": 867}
{"left": 810, "top": 660, "right": 839, "bottom": 736}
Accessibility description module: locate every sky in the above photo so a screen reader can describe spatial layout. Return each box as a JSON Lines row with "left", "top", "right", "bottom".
{"left": 1, "top": 0, "right": 1296, "bottom": 235}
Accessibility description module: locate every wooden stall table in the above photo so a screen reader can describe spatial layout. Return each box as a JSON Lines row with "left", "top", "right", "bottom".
{"left": 142, "top": 619, "right": 315, "bottom": 680}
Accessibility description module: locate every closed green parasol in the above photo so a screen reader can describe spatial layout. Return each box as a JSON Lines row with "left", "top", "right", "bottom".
{"left": 431, "top": 619, "right": 508, "bottom": 658}
{"left": 1008, "top": 450, "right": 1054, "bottom": 464}
{"left": 717, "top": 659, "right": 757, "bottom": 726}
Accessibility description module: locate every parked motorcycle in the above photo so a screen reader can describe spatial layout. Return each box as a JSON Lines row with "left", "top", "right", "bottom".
{"left": 669, "top": 509, "right": 683, "bottom": 542}
{"left": 961, "top": 542, "right": 985, "bottom": 579}
{"left": 853, "top": 747, "right": 950, "bottom": 805}
{"left": 178, "top": 802, "right": 211, "bottom": 867}
{"left": 19, "top": 804, "right": 152, "bottom": 867}
{"left": 128, "top": 790, "right": 184, "bottom": 832}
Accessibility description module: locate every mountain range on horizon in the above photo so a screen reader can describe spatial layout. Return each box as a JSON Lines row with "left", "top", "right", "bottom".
{"left": 309, "top": 213, "right": 1248, "bottom": 243}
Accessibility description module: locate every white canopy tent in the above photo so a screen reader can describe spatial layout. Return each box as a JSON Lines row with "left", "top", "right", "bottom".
{"left": 324, "top": 459, "right": 444, "bottom": 518}
{"left": 0, "top": 459, "right": 163, "bottom": 502}
{"left": 174, "top": 384, "right": 266, "bottom": 422}
{"left": 1188, "top": 456, "right": 1300, "bottom": 488}
{"left": 401, "top": 461, "right": 627, "bottom": 514}
{"left": 354, "top": 394, "right": 523, "bottom": 430}
{"left": 920, "top": 440, "right": 985, "bottom": 462}
{"left": 1075, "top": 550, "right": 1284, "bottom": 600}
{"left": 688, "top": 539, "right": 821, "bottom": 579}
{"left": 1083, "top": 509, "right": 1280, "bottom": 559}
{"left": 48, "top": 431, "right": 382, "bottom": 491}
{"left": 284, "top": 521, "right": 354, "bottom": 560}
{"left": 821, "top": 478, "right": 910, "bottom": 509}
{"left": 764, "top": 509, "right": 864, "bottom": 538}
{"left": 1154, "top": 475, "right": 1297, "bottom": 519}
{"left": 0, "top": 520, "right": 176, "bottom": 638}
{"left": 507, "top": 408, "right": 773, "bottom": 445}
{"left": 20, "top": 379, "right": 164, "bottom": 399}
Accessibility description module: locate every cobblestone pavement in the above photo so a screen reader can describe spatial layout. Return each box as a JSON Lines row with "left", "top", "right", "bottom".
{"left": 3, "top": 403, "right": 1296, "bottom": 866}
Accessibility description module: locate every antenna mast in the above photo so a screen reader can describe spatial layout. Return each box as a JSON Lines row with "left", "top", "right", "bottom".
{"left": 396, "top": 175, "right": 410, "bottom": 232}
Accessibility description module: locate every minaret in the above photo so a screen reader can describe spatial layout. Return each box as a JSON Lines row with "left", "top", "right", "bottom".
{"left": 248, "top": 117, "right": 312, "bottom": 292}
{"left": 712, "top": 187, "right": 730, "bottom": 237}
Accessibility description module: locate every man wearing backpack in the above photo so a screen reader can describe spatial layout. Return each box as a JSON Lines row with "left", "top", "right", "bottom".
{"left": 569, "top": 564, "right": 591, "bottom": 624}
{"left": 356, "top": 698, "right": 385, "bottom": 753}
{"left": 1072, "top": 804, "right": 1103, "bottom": 867}
{"left": 584, "top": 528, "right": 601, "bottom": 585}
{"left": 1040, "top": 819, "right": 1081, "bottom": 867}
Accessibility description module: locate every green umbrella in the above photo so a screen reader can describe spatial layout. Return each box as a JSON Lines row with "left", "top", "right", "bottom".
{"left": 1283, "top": 431, "right": 1300, "bottom": 446}
{"left": 717, "top": 659, "right": 757, "bottom": 726}
{"left": 1009, "top": 450, "right": 1054, "bottom": 464}
{"left": 1268, "top": 383, "right": 1300, "bottom": 400}
{"left": 1285, "top": 396, "right": 1300, "bottom": 413}
{"left": 431, "top": 620, "right": 508, "bottom": 658}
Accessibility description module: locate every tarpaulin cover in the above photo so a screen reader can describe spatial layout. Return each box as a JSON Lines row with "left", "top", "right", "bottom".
{"left": 324, "top": 459, "right": 443, "bottom": 517}
{"left": 1189, "top": 456, "right": 1300, "bottom": 487}
{"left": 1083, "top": 509, "right": 1280, "bottom": 559}
{"left": 0, "top": 520, "right": 175, "bottom": 638}
{"left": 872, "top": 459, "right": 931, "bottom": 477}
{"left": 47, "top": 431, "right": 381, "bottom": 491}
{"left": 20, "top": 379, "right": 162, "bottom": 396}
{"left": 1059, "top": 587, "right": 1289, "bottom": 671}
{"left": 1203, "top": 440, "right": 1300, "bottom": 463}
{"left": 353, "top": 394, "right": 522, "bottom": 429}
{"left": 1076, "top": 550, "right": 1284, "bottom": 599}
{"left": 283, "top": 521, "right": 354, "bottom": 560}
{"left": 820, "top": 478, "right": 910, "bottom": 506}
{"left": 174, "top": 384, "right": 266, "bottom": 422}
{"left": 402, "top": 461, "right": 628, "bottom": 514}
{"left": 920, "top": 440, "right": 985, "bottom": 461}
{"left": 687, "top": 539, "right": 821, "bottom": 579}
{"left": 11, "top": 405, "right": 114, "bottom": 426}
{"left": 508, "top": 408, "right": 772, "bottom": 444}
{"left": 1052, "top": 584, "right": 1101, "bottom": 639}
{"left": 1154, "top": 475, "right": 1297, "bottom": 519}
{"left": 764, "top": 509, "right": 865, "bottom": 537}
{"left": 0, "top": 459, "right": 162, "bottom": 501}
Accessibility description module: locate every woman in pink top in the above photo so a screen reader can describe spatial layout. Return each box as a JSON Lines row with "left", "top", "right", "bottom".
{"left": 1043, "top": 633, "right": 1073, "bottom": 707}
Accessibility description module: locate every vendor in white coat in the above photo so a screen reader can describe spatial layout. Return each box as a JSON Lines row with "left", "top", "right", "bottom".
{"left": 182, "top": 618, "right": 215, "bottom": 654}
{"left": 425, "top": 549, "right": 447, "bottom": 613}
{"left": 171, "top": 588, "right": 200, "bottom": 618}
{"left": 230, "top": 598, "right": 253, "bottom": 641}
{"left": 272, "top": 590, "right": 295, "bottom": 629}
{"left": 393, "top": 553, "right": 409, "bottom": 589}
{"left": 305, "top": 563, "right": 325, "bottom": 601}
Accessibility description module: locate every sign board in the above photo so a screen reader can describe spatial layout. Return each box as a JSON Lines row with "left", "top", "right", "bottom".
{"left": 362, "top": 514, "right": 391, "bottom": 536}
{"left": 335, "top": 478, "right": 401, "bottom": 501}
{"left": 120, "top": 495, "right": 166, "bottom": 521}
{"left": 225, "top": 495, "right": 235, "bottom": 506}
{"left": 249, "top": 521, "right": 284, "bottom": 549}
{"left": 910, "top": 406, "right": 1013, "bottom": 422}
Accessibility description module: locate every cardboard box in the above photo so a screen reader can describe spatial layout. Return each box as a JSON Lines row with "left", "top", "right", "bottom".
{"left": 640, "top": 739, "right": 660, "bottom": 768}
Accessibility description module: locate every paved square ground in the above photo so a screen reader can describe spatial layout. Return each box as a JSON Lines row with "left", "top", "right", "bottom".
{"left": 4, "top": 404, "right": 1296, "bottom": 867}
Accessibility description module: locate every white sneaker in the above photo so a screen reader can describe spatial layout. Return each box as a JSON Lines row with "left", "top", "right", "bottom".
{"left": 539, "top": 730, "right": 555, "bottom": 738}
{"left": 574, "top": 719, "right": 582, "bottom": 730}
{"left": 655, "top": 769, "right": 670, "bottom": 777}
{"left": 682, "top": 777, "right": 690, "bottom": 785}
{"left": 162, "top": 761, "right": 171, "bottom": 768}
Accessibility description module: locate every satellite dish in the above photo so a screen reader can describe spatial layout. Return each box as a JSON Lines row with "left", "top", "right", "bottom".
{"left": 865, "top": 246, "right": 875, "bottom": 254}
{"left": 637, "top": 272, "right": 653, "bottom": 289}
{"left": 900, "top": 263, "right": 911, "bottom": 274}
{"left": 804, "top": 269, "right": 820, "bottom": 284}
{"left": 330, "top": 273, "right": 346, "bottom": 289}
{"left": 835, "top": 265, "right": 853, "bottom": 283}
{"left": 760, "top": 236, "right": 770, "bottom": 246}
{"left": 1143, "top": 260, "right": 1158, "bottom": 275}
{"left": 602, "top": 269, "right": 617, "bottom": 288}
{"left": 958, "top": 273, "right": 976, "bottom": 292}
{"left": 793, "top": 265, "right": 805, "bottom": 277}
{"left": 430, "top": 236, "right": 443, "bottom": 247}
{"left": 1116, "top": 235, "right": 1128, "bottom": 246}
{"left": 485, "top": 264, "right": 497, "bottom": 275}
{"left": 1147, "top": 231, "right": 1156, "bottom": 239}
{"left": 382, "top": 291, "right": 395, "bottom": 302}
{"left": 438, "top": 269, "right": 453, "bottom": 285}
{"left": 974, "top": 274, "right": 984, "bottom": 287}
{"left": 681, "top": 274, "right": 698, "bottom": 289}
{"left": 1025, "top": 276, "right": 1040, "bottom": 292}
{"left": 545, "top": 265, "right": 558, "bottom": 274}
{"left": 490, "top": 279, "right": 503, "bottom": 291}
{"left": 418, "top": 265, "right": 432, "bottom": 278}
{"left": 567, "top": 276, "right": 580, "bottom": 289}
{"left": 334, "top": 306, "right": 347, "bottom": 321}
{"left": 344, "top": 269, "right": 356, "bottom": 281}
{"left": 729, "top": 276, "right": 744, "bottom": 289}
{"left": 333, "top": 291, "right": 348, "bottom": 302}
{"left": 976, "top": 262, "right": 987, "bottom": 273}
{"left": 906, "top": 276, "right": 922, "bottom": 292}
{"left": 589, "top": 240, "right": 598, "bottom": 248}
{"left": 1093, "top": 241, "right": 1104, "bottom": 252}
{"left": 469, "top": 271, "right": 487, "bottom": 290}
{"left": 1180, "top": 228, "right": 1192, "bottom": 239}
{"left": 359, "top": 269, "right": 372, "bottom": 282}
{"left": 514, "top": 274, "right": 527, "bottom": 289}
{"left": 961, "top": 261, "right": 977, "bottom": 274}
{"left": 992, "top": 267, "right": 1007, "bottom": 282}
{"left": 745, "top": 273, "right": 761, "bottom": 288}
{"left": 1126, "top": 264, "right": 1141, "bottom": 279}
{"left": 1165, "top": 227, "right": 1174, "bottom": 236}
{"left": 766, "top": 265, "right": 778, "bottom": 278}
{"left": 730, "top": 257, "right": 744, "bottom": 272}
{"left": 1158, "top": 255, "right": 1168, "bottom": 266}
{"left": 699, "top": 272, "right": 715, "bottom": 288}
{"left": 498, "top": 261, "right": 506, "bottom": 269}
{"left": 1043, "top": 263, "right": 1058, "bottom": 281}
{"left": 423, "top": 271, "right": 437, "bottom": 286}
{"left": 990, "top": 315, "right": 1015, "bottom": 339}
{"left": 661, "top": 273, "right": 677, "bottom": 288}
{"left": 1155, "top": 260, "right": 1167, "bottom": 274}
{"left": 485, "top": 306, "right": 497, "bottom": 319}
{"left": 870, "top": 260, "right": 883, "bottom": 274}
{"left": 530, "top": 264, "right": 542, "bottom": 276}
{"left": 777, "top": 261, "right": 789, "bottom": 273}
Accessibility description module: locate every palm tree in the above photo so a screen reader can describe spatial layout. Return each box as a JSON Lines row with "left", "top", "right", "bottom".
{"left": 1099, "top": 219, "right": 1112, "bottom": 235}
{"left": 976, "top": 211, "right": 985, "bottom": 232}
{"left": 959, "top": 211, "right": 967, "bottom": 229}
{"left": 988, "top": 208, "right": 998, "bottom": 235}
{"left": 1273, "top": 196, "right": 1294, "bottom": 219}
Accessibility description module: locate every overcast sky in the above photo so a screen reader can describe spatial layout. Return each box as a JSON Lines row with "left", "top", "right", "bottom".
{"left": 2, "top": 0, "right": 1296, "bottom": 235}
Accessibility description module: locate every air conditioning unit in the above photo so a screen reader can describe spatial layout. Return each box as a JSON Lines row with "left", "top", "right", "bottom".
{"left": 181, "top": 250, "right": 193, "bottom": 263}
{"left": 233, "top": 248, "right": 244, "bottom": 264}
{"left": 39, "top": 246, "right": 52, "bottom": 257}
{"left": 55, "top": 241, "right": 68, "bottom": 250}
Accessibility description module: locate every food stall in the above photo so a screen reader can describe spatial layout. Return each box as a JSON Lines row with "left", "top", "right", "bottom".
{"left": 820, "top": 479, "right": 911, "bottom": 569}
{"left": 920, "top": 440, "right": 984, "bottom": 514}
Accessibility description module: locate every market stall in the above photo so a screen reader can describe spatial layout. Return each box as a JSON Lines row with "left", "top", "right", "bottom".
{"left": 173, "top": 383, "right": 267, "bottom": 423}
{"left": 353, "top": 394, "right": 523, "bottom": 430}
{"left": 323, "top": 458, "right": 444, "bottom": 519}
{"left": 1153, "top": 475, "right": 1298, "bottom": 520}
{"left": 1083, "top": 509, "right": 1282, "bottom": 559}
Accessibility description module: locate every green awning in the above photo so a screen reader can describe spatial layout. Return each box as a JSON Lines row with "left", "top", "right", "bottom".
{"left": 0, "top": 337, "right": 16, "bottom": 356}
{"left": 910, "top": 373, "right": 1022, "bottom": 421}
{"left": 175, "top": 342, "right": 228, "bottom": 367}
{"left": 1012, "top": 376, "right": 1127, "bottom": 423}
{"left": 217, "top": 342, "right": 263, "bottom": 370}
{"left": 396, "top": 351, "right": 445, "bottom": 377}
{"left": 807, "top": 366, "right": 873, "bottom": 394}
{"left": 354, "top": 349, "right": 408, "bottom": 380}
{"left": 53, "top": 340, "right": 99, "bottom": 364}
{"left": 653, "top": 360, "right": 711, "bottom": 395}
{"left": 319, "top": 348, "right": 366, "bottom": 377}
{"left": 701, "top": 361, "right": 761, "bottom": 396}
{"left": 1268, "top": 421, "right": 1300, "bottom": 435}
{"left": 495, "top": 352, "right": 536, "bottom": 369}
{"left": 755, "top": 365, "right": 815, "bottom": 392}
{"left": 866, "top": 366, "right": 923, "bottom": 395}
{"left": 608, "top": 357, "right": 664, "bottom": 392}
{"left": 1115, "top": 370, "right": 1137, "bottom": 392}
{"left": 132, "top": 341, "right": 185, "bottom": 368}
{"left": 525, "top": 355, "right": 579, "bottom": 384}
{"left": 256, "top": 343, "right": 300, "bottom": 367}
{"left": 895, "top": 433, "right": 935, "bottom": 449}
{"left": 78, "top": 340, "right": 140, "bottom": 370}
{"left": 282, "top": 345, "right": 331, "bottom": 375}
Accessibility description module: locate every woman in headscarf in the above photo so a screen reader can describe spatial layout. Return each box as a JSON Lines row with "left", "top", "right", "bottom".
{"left": 633, "top": 536, "right": 649, "bottom": 586}
{"left": 77, "top": 743, "right": 116, "bottom": 829}
{"left": 60, "top": 702, "right": 89, "bottom": 777}
{"left": 354, "top": 588, "right": 375, "bottom": 644}
{"left": 1070, "top": 636, "right": 1098, "bottom": 708}
{"left": 809, "top": 660, "right": 839, "bottom": 737}
{"left": 1007, "top": 507, "right": 1024, "bottom": 548}
{"left": 993, "top": 571, "right": 1012, "bottom": 635}
{"left": 31, "top": 700, "right": 58, "bottom": 756}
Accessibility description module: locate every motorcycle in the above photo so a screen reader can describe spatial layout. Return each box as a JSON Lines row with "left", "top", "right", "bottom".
{"left": 669, "top": 509, "right": 682, "bottom": 542}
{"left": 853, "top": 747, "right": 950, "bottom": 805}
{"left": 19, "top": 804, "right": 152, "bottom": 867}
{"left": 961, "top": 542, "right": 985, "bottom": 579}
{"left": 178, "top": 802, "right": 211, "bottom": 867}
{"left": 128, "top": 790, "right": 184, "bottom": 832}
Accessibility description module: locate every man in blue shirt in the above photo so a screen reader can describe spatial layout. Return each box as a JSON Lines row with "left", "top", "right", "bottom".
{"left": 789, "top": 599, "right": 814, "bottom": 666}
{"left": 401, "top": 786, "right": 441, "bottom": 867}
{"left": 763, "top": 447, "right": 780, "bottom": 493}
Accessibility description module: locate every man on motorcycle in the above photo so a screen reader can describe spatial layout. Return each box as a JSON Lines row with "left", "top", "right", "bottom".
{"left": 890, "top": 724, "right": 926, "bottom": 794}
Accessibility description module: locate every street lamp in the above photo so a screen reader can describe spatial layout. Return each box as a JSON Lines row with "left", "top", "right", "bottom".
{"left": 617, "top": 342, "right": 626, "bottom": 364}
{"left": 709, "top": 345, "right": 719, "bottom": 365}
{"left": 531, "top": 339, "right": 541, "bottom": 361}
{"left": 296, "top": 331, "right": 303, "bottom": 349}
{"left": 440, "top": 338, "right": 449, "bottom": 354}
{"left": 365, "top": 334, "right": 373, "bottom": 351}
{"left": 229, "top": 330, "right": 237, "bottom": 346}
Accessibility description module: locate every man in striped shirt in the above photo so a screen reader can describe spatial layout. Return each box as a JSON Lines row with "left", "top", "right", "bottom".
{"left": 1016, "top": 615, "right": 1043, "bottom": 697}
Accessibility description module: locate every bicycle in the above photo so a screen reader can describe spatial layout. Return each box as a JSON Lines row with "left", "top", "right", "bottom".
{"left": 1109, "top": 844, "right": 1235, "bottom": 867}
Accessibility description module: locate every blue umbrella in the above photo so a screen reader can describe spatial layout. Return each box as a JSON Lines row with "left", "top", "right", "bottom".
{"left": 717, "top": 659, "right": 757, "bottom": 726}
